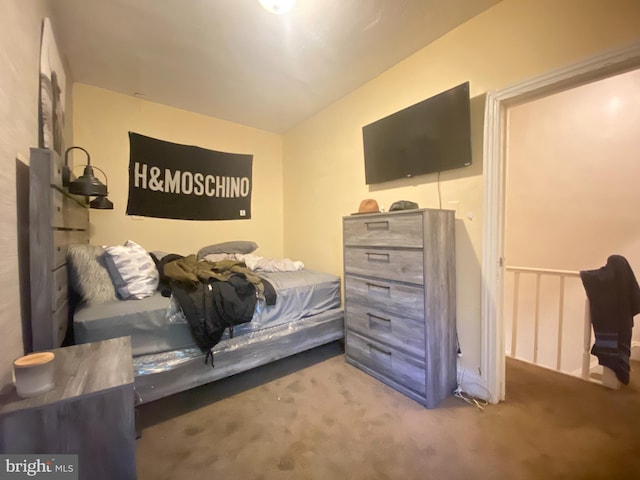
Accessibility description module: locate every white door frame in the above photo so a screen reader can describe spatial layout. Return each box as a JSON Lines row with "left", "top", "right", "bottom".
{"left": 481, "top": 42, "right": 640, "bottom": 403}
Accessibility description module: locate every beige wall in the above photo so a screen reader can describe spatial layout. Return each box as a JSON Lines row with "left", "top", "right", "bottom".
{"left": 0, "top": 1, "right": 65, "bottom": 385}
{"left": 506, "top": 68, "right": 640, "bottom": 271}
{"left": 505, "top": 69, "right": 640, "bottom": 373}
{"left": 282, "top": 0, "right": 640, "bottom": 380}
{"left": 73, "top": 84, "right": 284, "bottom": 257}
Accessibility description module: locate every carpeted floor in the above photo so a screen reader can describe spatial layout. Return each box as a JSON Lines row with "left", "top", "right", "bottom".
{"left": 136, "top": 342, "right": 640, "bottom": 479}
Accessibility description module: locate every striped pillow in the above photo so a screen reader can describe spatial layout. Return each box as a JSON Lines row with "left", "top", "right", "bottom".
{"left": 104, "top": 240, "right": 159, "bottom": 300}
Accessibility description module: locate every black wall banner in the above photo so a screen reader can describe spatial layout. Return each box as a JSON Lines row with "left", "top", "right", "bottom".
{"left": 126, "top": 132, "right": 253, "bottom": 220}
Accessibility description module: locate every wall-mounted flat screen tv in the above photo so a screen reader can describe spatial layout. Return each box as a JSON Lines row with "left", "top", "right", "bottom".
{"left": 362, "top": 81, "right": 472, "bottom": 185}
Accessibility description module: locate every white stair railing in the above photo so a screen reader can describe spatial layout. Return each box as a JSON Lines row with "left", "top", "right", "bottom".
{"left": 506, "top": 265, "right": 620, "bottom": 389}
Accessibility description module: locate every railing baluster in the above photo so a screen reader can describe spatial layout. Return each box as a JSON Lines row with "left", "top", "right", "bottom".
{"left": 511, "top": 272, "right": 520, "bottom": 357}
{"left": 582, "top": 299, "right": 591, "bottom": 380}
{"left": 556, "top": 275, "right": 565, "bottom": 370}
{"left": 533, "top": 273, "right": 541, "bottom": 363}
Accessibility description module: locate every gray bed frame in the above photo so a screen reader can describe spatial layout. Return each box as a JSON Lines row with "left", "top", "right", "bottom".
{"left": 29, "top": 147, "right": 344, "bottom": 405}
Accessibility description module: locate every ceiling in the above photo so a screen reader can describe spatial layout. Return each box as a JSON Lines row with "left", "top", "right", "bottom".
{"left": 50, "top": 0, "right": 501, "bottom": 133}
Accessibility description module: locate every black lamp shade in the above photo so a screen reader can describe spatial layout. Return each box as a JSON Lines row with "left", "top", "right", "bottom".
{"left": 64, "top": 146, "right": 114, "bottom": 210}
{"left": 68, "top": 165, "right": 108, "bottom": 196}
{"left": 89, "top": 196, "right": 114, "bottom": 210}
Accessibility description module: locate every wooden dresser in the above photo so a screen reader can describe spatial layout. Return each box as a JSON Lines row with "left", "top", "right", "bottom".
{"left": 342, "top": 208, "right": 456, "bottom": 408}
{"left": 29, "top": 147, "right": 89, "bottom": 352}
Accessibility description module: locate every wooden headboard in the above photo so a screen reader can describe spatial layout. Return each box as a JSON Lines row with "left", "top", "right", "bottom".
{"left": 29, "top": 148, "right": 89, "bottom": 352}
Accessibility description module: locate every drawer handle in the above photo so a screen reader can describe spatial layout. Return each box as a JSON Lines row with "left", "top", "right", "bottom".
{"left": 365, "top": 282, "right": 390, "bottom": 294}
{"left": 365, "top": 252, "right": 390, "bottom": 263}
{"left": 368, "top": 313, "right": 391, "bottom": 325}
{"left": 365, "top": 220, "right": 390, "bottom": 230}
{"left": 368, "top": 343, "right": 392, "bottom": 356}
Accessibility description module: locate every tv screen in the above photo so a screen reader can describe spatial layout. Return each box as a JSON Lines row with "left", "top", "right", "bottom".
{"left": 362, "top": 81, "right": 472, "bottom": 185}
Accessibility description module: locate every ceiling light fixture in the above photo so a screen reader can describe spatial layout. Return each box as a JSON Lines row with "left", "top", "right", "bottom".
{"left": 259, "top": 0, "right": 296, "bottom": 15}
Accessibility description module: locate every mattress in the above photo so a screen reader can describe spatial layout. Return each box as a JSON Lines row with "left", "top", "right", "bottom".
{"left": 73, "top": 269, "right": 341, "bottom": 356}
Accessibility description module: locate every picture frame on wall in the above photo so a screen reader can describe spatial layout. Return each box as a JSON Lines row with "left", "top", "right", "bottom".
{"left": 39, "top": 17, "right": 66, "bottom": 156}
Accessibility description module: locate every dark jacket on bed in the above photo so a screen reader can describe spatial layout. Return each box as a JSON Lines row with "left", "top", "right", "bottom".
{"left": 164, "top": 255, "right": 265, "bottom": 295}
{"left": 580, "top": 255, "right": 640, "bottom": 385}
{"left": 161, "top": 254, "right": 275, "bottom": 357}
{"left": 169, "top": 274, "right": 257, "bottom": 355}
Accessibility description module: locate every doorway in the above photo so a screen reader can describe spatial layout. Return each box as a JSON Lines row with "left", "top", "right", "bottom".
{"left": 504, "top": 68, "right": 640, "bottom": 380}
{"left": 481, "top": 42, "right": 640, "bottom": 403}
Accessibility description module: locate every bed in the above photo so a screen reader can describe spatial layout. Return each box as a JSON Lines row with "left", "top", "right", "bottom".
{"left": 28, "top": 147, "right": 344, "bottom": 405}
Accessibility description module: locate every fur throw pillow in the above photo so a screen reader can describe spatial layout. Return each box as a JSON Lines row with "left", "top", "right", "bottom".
{"left": 67, "top": 244, "right": 118, "bottom": 305}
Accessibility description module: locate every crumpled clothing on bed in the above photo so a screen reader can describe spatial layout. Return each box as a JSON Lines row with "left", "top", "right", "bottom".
{"left": 202, "top": 253, "right": 304, "bottom": 272}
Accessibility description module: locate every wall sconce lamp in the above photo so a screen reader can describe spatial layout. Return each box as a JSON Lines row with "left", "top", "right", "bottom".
{"left": 62, "top": 146, "right": 114, "bottom": 210}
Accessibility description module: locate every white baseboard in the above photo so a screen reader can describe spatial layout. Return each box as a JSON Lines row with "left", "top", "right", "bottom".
{"left": 570, "top": 359, "right": 599, "bottom": 377}
{"left": 456, "top": 365, "right": 492, "bottom": 403}
{"left": 568, "top": 342, "right": 640, "bottom": 376}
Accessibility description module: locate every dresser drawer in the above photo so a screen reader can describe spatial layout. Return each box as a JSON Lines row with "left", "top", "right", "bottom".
{"left": 345, "top": 275, "right": 425, "bottom": 358}
{"left": 347, "top": 331, "right": 426, "bottom": 395}
{"left": 346, "top": 306, "right": 425, "bottom": 360}
{"left": 344, "top": 247, "right": 423, "bottom": 284}
{"left": 50, "top": 264, "right": 68, "bottom": 311}
{"left": 343, "top": 213, "right": 424, "bottom": 248}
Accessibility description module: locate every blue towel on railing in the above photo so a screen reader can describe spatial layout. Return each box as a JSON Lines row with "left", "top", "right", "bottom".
{"left": 580, "top": 255, "right": 640, "bottom": 385}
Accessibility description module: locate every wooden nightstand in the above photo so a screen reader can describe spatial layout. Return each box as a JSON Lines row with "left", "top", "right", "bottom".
{"left": 0, "top": 337, "right": 136, "bottom": 480}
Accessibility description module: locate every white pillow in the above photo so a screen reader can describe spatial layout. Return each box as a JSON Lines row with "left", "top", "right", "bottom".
{"left": 103, "top": 240, "right": 159, "bottom": 300}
